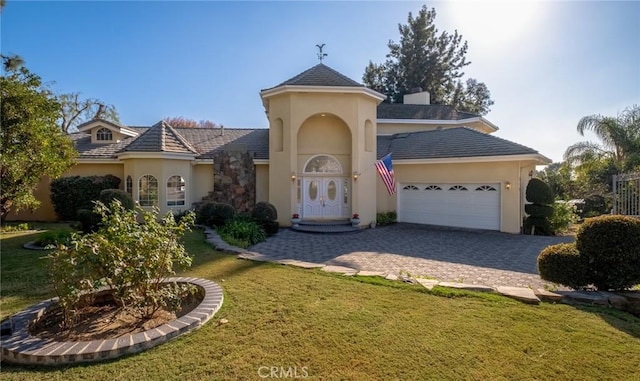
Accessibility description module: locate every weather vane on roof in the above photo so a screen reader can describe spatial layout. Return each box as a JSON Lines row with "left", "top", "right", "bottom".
{"left": 316, "top": 43, "right": 327, "bottom": 63}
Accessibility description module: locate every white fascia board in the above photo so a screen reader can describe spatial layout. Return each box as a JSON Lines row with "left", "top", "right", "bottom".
{"left": 253, "top": 159, "right": 269, "bottom": 165}
{"left": 77, "top": 121, "right": 140, "bottom": 137}
{"left": 378, "top": 117, "right": 499, "bottom": 132}
{"left": 192, "top": 159, "right": 215, "bottom": 165}
{"left": 478, "top": 117, "right": 499, "bottom": 132}
{"left": 117, "top": 152, "right": 196, "bottom": 160}
{"left": 260, "top": 85, "right": 386, "bottom": 102}
{"left": 76, "top": 158, "right": 122, "bottom": 164}
{"left": 394, "top": 153, "right": 551, "bottom": 165}
{"left": 118, "top": 127, "right": 139, "bottom": 137}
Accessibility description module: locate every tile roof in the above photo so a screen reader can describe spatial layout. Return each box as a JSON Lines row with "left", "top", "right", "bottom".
{"left": 175, "top": 128, "right": 269, "bottom": 160}
{"left": 120, "top": 121, "right": 198, "bottom": 154}
{"left": 71, "top": 125, "right": 269, "bottom": 160}
{"left": 377, "top": 127, "right": 539, "bottom": 160}
{"left": 377, "top": 103, "right": 479, "bottom": 120}
{"left": 70, "top": 133, "right": 141, "bottom": 159}
{"left": 272, "top": 63, "right": 364, "bottom": 88}
{"left": 72, "top": 124, "right": 538, "bottom": 163}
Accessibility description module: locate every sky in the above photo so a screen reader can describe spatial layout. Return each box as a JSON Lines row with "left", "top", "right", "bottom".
{"left": 2, "top": 1, "right": 639, "bottom": 163}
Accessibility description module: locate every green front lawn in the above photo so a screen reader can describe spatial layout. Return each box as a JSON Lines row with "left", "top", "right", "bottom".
{"left": 1, "top": 226, "right": 639, "bottom": 380}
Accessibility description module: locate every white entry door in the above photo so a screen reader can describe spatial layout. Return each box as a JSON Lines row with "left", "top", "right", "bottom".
{"left": 303, "top": 177, "right": 343, "bottom": 219}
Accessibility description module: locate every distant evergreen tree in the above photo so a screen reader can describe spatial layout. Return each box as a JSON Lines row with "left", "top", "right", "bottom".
{"left": 363, "top": 5, "right": 494, "bottom": 115}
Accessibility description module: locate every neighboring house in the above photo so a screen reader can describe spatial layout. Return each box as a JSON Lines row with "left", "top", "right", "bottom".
{"left": 9, "top": 64, "right": 550, "bottom": 233}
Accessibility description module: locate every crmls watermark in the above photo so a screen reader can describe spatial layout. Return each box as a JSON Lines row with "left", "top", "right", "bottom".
{"left": 257, "top": 366, "right": 309, "bottom": 379}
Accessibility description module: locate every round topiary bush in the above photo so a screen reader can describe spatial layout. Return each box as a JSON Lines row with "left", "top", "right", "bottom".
{"left": 251, "top": 202, "right": 279, "bottom": 236}
{"left": 99, "top": 189, "right": 135, "bottom": 211}
{"left": 537, "top": 243, "right": 589, "bottom": 289}
{"left": 252, "top": 202, "right": 278, "bottom": 223}
{"left": 576, "top": 215, "right": 640, "bottom": 290}
{"left": 524, "top": 178, "right": 555, "bottom": 235}
{"left": 524, "top": 204, "right": 554, "bottom": 218}
{"left": 196, "top": 202, "right": 235, "bottom": 227}
{"left": 526, "top": 178, "right": 554, "bottom": 205}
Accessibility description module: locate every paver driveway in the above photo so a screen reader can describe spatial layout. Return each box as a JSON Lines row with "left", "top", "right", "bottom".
{"left": 249, "top": 223, "right": 574, "bottom": 289}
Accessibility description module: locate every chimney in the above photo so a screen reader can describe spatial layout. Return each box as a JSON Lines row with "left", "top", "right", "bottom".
{"left": 403, "top": 89, "right": 430, "bottom": 105}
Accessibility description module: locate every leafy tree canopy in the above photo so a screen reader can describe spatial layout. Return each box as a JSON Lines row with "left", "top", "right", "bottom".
{"left": 363, "top": 5, "right": 494, "bottom": 115}
{"left": 0, "top": 66, "right": 77, "bottom": 222}
{"left": 564, "top": 105, "right": 640, "bottom": 172}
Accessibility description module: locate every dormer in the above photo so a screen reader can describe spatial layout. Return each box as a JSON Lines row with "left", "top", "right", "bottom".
{"left": 76, "top": 118, "right": 139, "bottom": 144}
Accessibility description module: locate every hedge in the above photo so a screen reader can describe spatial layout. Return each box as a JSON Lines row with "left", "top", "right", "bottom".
{"left": 50, "top": 175, "right": 121, "bottom": 220}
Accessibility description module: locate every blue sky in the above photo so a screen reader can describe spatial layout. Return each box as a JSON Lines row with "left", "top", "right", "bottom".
{"left": 2, "top": 1, "right": 639, "bottom": 163}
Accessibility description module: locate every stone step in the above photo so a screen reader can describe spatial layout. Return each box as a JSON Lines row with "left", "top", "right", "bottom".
{"left": 291, "top": 223, "right": 360, "bottom": 234}
{"left": 297, "top": 219, "right": 351, "bottom": 226}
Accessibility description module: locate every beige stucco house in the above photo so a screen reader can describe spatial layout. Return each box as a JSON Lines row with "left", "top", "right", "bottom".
{"left": 9, "top": 64, "right": 550, "bottom": 233}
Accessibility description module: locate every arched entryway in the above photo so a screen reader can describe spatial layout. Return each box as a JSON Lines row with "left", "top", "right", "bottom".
{"left": 301, "top": 155, "right": 350, "bottom": 219}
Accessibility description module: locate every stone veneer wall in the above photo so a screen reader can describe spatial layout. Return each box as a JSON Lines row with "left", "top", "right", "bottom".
{"left": 203, "top": 146, "right": 256, "bottom": 213}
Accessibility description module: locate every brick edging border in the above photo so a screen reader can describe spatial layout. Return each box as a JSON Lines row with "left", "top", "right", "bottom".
{"left": 0, "top": 277, "right": 223, "bottom": 366}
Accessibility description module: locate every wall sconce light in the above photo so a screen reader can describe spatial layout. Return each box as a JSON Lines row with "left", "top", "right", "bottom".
{"left": 291, "top": 172, "right": 296, "bottom": 181}
{"left": 353, "top": 171, "right": 360, "bottom": 181}
{"left": 505, "top": 181, "right": 511, "bottom": 190}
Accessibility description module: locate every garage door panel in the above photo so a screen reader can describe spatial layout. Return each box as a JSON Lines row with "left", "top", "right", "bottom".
{"left": 399, "top": 183, "right": 500, "bottom": 230}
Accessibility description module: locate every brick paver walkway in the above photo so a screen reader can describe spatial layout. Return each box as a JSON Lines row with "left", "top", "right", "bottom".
{"left": 249, "top": 223, "right": 574, "bottom": 289}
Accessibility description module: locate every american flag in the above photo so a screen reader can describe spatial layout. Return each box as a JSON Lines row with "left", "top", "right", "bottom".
{"left": 375, "top": 153, "right": 396, "bottom": 195}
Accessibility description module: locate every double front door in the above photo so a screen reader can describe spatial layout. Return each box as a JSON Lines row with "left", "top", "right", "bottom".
{"left": 302, "top": 177, "right": 344, "bottom": 219}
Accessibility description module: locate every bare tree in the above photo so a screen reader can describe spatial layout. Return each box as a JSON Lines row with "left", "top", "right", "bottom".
{"left": 58, "top": 92, "right": 119, "bottom": 133}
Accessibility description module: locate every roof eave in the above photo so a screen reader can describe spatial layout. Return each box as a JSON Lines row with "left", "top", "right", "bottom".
{"left": 393, "top": 153, "right": 551, "bottom": 165}
{"left": 377, "top": 117, "right": 498, "bottom": 132}
{"left": 116, "top": 152, "right": 196, "bottom": 160}
{"left": 260, "top": 85, "right": 386, "bottom": 103}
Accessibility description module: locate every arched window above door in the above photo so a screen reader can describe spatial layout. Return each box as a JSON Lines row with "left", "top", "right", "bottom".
{"left": 303, "top": 155, "right": 342, "bottom": 174}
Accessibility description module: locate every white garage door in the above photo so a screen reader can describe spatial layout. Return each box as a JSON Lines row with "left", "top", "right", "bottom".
{"left": 398, "top": 183, "right": 501, "bottom": 230}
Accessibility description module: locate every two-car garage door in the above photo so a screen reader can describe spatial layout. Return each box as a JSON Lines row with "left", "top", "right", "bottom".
{"left": 398, "top": 183, "right": 501, "bottom": 230}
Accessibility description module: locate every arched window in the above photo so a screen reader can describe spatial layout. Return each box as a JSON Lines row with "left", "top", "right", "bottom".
{"left": 138, "top": 175, "right": 158, "bottom": 206}
{"left": 167, "top": 175, "right": 185, "bottom": 206}
{"left": 96, "top": 127, "right": 113, "bottom": 141}
{"left": 303, "top": 155, "right": 342, "bottom": 174}
{"left": 126, "top": 176, "right": 133, "bottom": 197}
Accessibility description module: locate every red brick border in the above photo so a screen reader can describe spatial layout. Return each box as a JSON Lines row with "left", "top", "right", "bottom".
{"left": 0, "top": 277, "right": 223, "bottom": 366}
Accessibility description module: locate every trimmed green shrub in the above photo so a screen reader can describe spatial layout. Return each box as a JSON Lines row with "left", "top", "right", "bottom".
{"left": 261, "top": 220, "right": 280, "bottom": 236}
{"left": 576, "top": 215, "right": 640, "bottom": 290}
{"left": 252, "top": 202, "right": 278, "bottom": 222}
{"left": 526, "top": 178, "right": 554, "bottom": 205}
{"left": 524, "top": 204, "right": 553, "bottom": 218}
{"left": 99, "top": 189, "right": 134, "bottom": 211}
{"left": 50, "top": 175, "right": 121, "bottom": 220}
{"left": 523, "top": 216, "right": 552, "bottom": 236}
{"left": 376, "top": 211, "right": 397, "bottom": 226}
{"left": 77, "top": 208, "right": 100, "bottom": 233}
{"left": 252, "top": 202, "right": 279, "bottom": 236}
{"left": 218, "top": 218, "right": 266, "bottom": 248}
{"left": 537, "top": 243, "right": 588, "bottom": 289}
{"left": 524, "top": 178, "right": 554, "bottom": 235}
{"left": 76, "top": 189, "right": 135, "bottom": 233}
{"left": 196, "top": 201, "right": 235, "bottom": 227}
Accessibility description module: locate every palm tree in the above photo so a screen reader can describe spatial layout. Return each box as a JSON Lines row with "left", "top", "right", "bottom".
{"left": 564, "top": 105, "right": 640, "bottom": 172}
